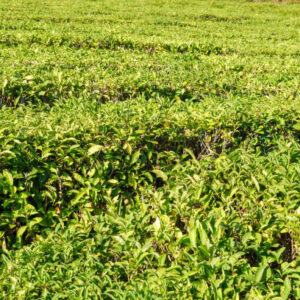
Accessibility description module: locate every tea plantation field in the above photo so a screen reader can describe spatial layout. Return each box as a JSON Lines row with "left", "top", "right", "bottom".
{"left": 0, "top": 0, "right": 299, "bottom": 298}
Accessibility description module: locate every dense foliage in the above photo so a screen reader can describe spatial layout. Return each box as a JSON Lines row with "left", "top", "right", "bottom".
{"left": 0, "top": 0, "right": 299, "bottom": 298}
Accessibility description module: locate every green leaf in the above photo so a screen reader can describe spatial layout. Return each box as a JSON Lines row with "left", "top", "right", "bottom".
{"left": 73, "top": 173, "right": 85, "bottom": 185}
{"left": 130, "top": 150, "right": 140, "bottom": 165}
{"left": 255, "top": 264, "right": 266, "bottom": 283}
{"left": 281, "top": 277, "right": 291, "bottom": 300}
{"left": 293, "top": 122, "right": 300, "bottom": 131}
{"left": 198, "top": 222, "right": 210, "bottom": 248}
{"left": 158, "top": 254, "right": 166, "bottom": 266}
{"left": 3, "top": 170, "right": 13, "bottom": 186}
{"left": 71, "top": 189, "right": 87, "bottom": 206}
{"left": 189, "top": 226, "right": 197, "bottom": 248}
{"left": 17, "top": 226, "right": 27, "bottom": 238}
{"left": 25, "top": 75, "right": 34, "bottom": 80}
{"left": 123, "top": 142, "right": 132, "bottom": 155}
{"left": 113, "top": 235, "right": 124, "bottom": 245}
{"left": 242, "top": 232, "right": 252, "bottom": 245}
{"left": 153, "top": 217, "right": 161, "bottom": 233}
{"left": 87, "top": 145, "right": 103, "bottom": 156}
{"left": 198, "top": 246, "right": 209, "bottom": 260}
{"left": 251, "top": 175, "right": 260, "bottom": 191}
{"left": 152, "top": 170, "right": 168, "bottom": 182}
{"left": 184, "top": 148, "right": 198, "bottom": 164}
{"left": 2, "top": 78, "right": 8, "bottom": 89}
{"left": 28, "top": 217, "right": 43, "bottom": 229}
{"left": 108, "top": 179, "right": 118, "bottom": 184}
{"left": 143, "top": 172, "right": 153, "bottom": 182}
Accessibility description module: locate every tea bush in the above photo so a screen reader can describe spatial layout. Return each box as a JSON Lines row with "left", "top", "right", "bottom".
{"left": 0, "top": 0, "right": 299, "bottom": 298}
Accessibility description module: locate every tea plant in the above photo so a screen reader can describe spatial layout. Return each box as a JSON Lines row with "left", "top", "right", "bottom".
{"left": 0, "top": 0, "right": 299, "bottom": 298}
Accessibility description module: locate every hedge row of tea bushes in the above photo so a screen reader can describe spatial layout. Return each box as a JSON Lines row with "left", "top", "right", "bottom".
{"left": 1, "top": 0, "right": 299, "bottom": 56}
{"left": 1, "top": 96, "right": 299, "bottom": 244}
{"left": 0, "top": 0, "right": 299, "bottom": 298}
{"left": 1, "top": 46, "right": 299, "bottom": 106}
{"left": 1, "top": 97, "right": 299, "bottom": 298}
{"left": 1, "top": 141, "right": 299, "bottom": 299}
{"left": 0, "top": 0, "right": 299, "bottom": 106}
